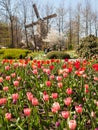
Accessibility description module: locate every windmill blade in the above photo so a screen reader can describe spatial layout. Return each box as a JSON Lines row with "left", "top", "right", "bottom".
{"left": 33, "top": 4, "right": 40, "bottom": 19}
{"left": 25, "top": 21, "right": 39, "bottom": 28}
{"left": 43, "top": 14, "right": 57, "bottom": 20}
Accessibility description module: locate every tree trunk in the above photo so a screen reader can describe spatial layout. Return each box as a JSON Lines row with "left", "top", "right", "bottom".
{"left": 25, "top": 26, "right": 29, "bottom": 48}
{"left": 10, "top": 20, "right": 14, "bottom": 48}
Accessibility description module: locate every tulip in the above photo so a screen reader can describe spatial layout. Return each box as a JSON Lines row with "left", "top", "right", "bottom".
{"left": 52, "top": 93, "right": 58, "bottom": 99}
{"left": 26, "top": 92, "right": 33, "bottom": 101}
{"left": 5, "top": 66, "right": 10, "bottom": 71}
{"left": 51, "top": 102, "right": 60, "bottom": 113}
{"left": 24, "top": 108, "right": 31, "bottom": 116}
{"left": 12, "top": 93, "right": 19, "bottom": 100}
{"left": 75, "top": 106, "right": 83, "bottom": 114}
{"left": 3, "top": 86, "right": 9, "bottom": 92}
{"left": 64, "top": 97, "right": 72, "bottom": 106}
{"left": 0, "top": 77, "right": 3, "bottom": 83}
{"left": 66, "top": 88, "right": 73, "bottom": 95}
{"left": 56, "top": 76, "right": 62, "bottom": 81}
{"left": 11, "top": 73, "right": 16, "bottom": 78}
{"left": 5, "top": 113, "right": 12, "bottom": 120}
{"left": 0, "top": 98, "right": 7, "bottom": 105}
{"left": 57, "top": 82, "right": 63, "bottom": 88}
{"left": 68, "top": 120, "right": 77, "bottom": 130}
{"left": 33, "top": 69, "right": 38, "bottom": 75}
{"left": 45, "top": 81, "right": 52, "bottom": 87}
{"left": 43, "top": 94, "right": 49, "bottom": 102}
{"left": 61, "top": 111, "right": 70, "bottom": 119}
{"left": 32, "top": 98, "right": 39, "bottom": 106}
{"left": 13, "top": 81, "right": 19, "bottom": 87}
{"left": 49, "top": 75, "right": 55, "bottom": 80}
{"left": 91, "top": 111, "right": 95, "bottom": 118}
{"left": 6, "top": 76, "right": 11, "bottom": 81}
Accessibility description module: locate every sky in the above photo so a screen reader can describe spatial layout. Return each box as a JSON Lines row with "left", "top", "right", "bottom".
{"left": 35, "top": 0, "right": 98, "bottom": 11}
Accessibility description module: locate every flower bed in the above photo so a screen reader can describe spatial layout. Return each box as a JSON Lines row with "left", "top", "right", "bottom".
{"left": 0, "top": 58, "right": 98, "bottom": 129}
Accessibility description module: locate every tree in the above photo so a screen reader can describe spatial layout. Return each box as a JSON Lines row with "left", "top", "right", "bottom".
{"left": 43, "top": 29, "right": 66, "bottom": 50}
{"left": 0, "top": 0, "right": 18, "bottom": 47}
{"left": 75, "top": 3, "right": 82, "bottom": 45}
{"left": 56, "top": 1, "right": 67, "bottom": 34}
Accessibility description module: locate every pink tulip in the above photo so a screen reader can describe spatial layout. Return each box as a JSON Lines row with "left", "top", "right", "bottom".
{"left": 64, "top": 97, "right": 72, "bottom": 106}
{"left": 45, "top": 81, "right": 52, "bottom": 87}
{"left": 5, "top": 65, "right": 10, "bottom": 71}
{"left": 13, "top": 81, "right": 19, "bottom": 87}
{"left": 0, "top": 98, "right": 7, "bottom": 105}
{"left": 63, "top": 73, "right": 68, "bottom": 78}
{"left": 32, "top": 98, "right": 39, "bottom": 106}
{"left": 43, "top": 94, "right": 49, "bottom": 102}
{"left": 26, "top": 92, "right": 33, "bottom": 101}
{"left": 11, "top": 73, "right": 16, "bottom": 78}
{"left": 75, "top": 106, "right": 83, "bottom": 114}
{"left": 12, "top": 93, "right": 19, "bottom": 100}
{"left": 57, "top": 82, "right": 63, "bottom": 88}
{"left": 91, "top": 111, "right": 95, "bottom": 118}
{"left": 94, "top": 76, "right": 98, "bottom": 81}
{"left": 84, "top": 84, "right": 89, "bottom": 89}
{"left": 17, "top": 77, "right": 21, "bottom": 81}
{"left": 52, "top": 93, "right": 58, "bottom": 99}
{"left": 6, "top": 76, "right": 11, "bottom": 81}
{"left": 61, "top": 111, "right": 70, "bottom": 119}
{"left": 56, "top": 76, "right": 62, "bottom": 81}
{"left": 24, "top": 108, "right": 31, "bottom": 116}
{"left": 3, "top": 86, "right": 9, "bottom": 92}
{"left": 51, "top": 102, "right": 60, "bottom": 113}
{"left": 5, "top": 113, "right": 12, "bottom": 120}
{"left": 33, "top": 69, "right": 38, "bottom": 75}
{"left": 49, "top": 75, "right": 55, "bottom": 80}
{"left": 68, "top": 120, "right": 77, "bottom": 130}
{"left": 0, "top": 77, "right": 3, "bottom": 83}
{"left": 66, "top": 88, "right": 73, "bottom": 95}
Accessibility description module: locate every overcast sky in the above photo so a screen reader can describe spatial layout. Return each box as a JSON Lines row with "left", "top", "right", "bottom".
{"left": 35, "top": 0, "right": 98, "bottom": 11}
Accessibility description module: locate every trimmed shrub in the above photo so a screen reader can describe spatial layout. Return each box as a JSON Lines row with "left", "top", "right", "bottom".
{"left": 46, "top": 51, "right": 70, "bottom": 59}
{"left": 77, "top": 35, "right": 98, "bottom": 58}
{"left": 0, "top": 49, "right": 32, "bottom": 59}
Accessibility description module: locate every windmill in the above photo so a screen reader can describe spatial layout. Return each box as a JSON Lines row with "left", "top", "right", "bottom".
{"left": 25, "top": 4, "right": 57, "bottom": 49}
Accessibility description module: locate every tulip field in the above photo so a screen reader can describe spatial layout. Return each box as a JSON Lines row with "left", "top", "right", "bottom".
{"left": 0, "top": 58, "right": 98, "bottom": 130}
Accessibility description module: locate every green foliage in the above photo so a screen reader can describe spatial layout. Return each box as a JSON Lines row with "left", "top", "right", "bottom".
{"left": 27, "top": 51, "right": 45, "bottom": 59}
{"left": 77, "top": 35, "right": 98, "bottom": 58}
{"left": 46, "top": 51, "right": 70, "bottom": 59}
{"left": 0, "top": 49, "right": 32, "bottom": 59}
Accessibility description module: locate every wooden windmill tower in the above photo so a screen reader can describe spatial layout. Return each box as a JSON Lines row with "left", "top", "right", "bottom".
{"left": 25, "top": 4, "right": 57, "bottom": 49}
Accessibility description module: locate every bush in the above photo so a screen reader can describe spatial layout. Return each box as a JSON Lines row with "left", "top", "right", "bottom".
{"left": 0, "top": 49, "right": 32, "bottom": 59}
{"left": 47, "top": 51, "right": 70, "bottom": 59}
{"left": 77, "top": 35, "right": 98, "bottom": 58}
